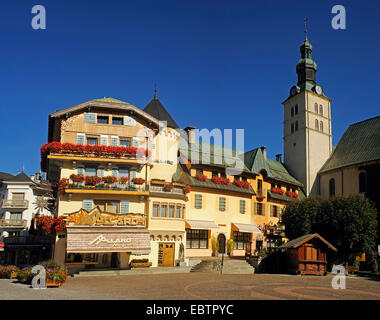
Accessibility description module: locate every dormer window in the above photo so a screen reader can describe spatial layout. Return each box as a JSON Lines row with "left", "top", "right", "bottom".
{"left": 112, "top": 117, "right": 123, "bottom": 125}
{"left": 97, "top": 116, "right": 109, "bottom": 124}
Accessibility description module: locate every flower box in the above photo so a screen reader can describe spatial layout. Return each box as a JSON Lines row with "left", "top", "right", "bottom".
{"left": 10, "top": 271, "right": 18, "bottom": 279}
{"left": 195, "top": 173, "right": 208, "bottom": 181}
{"left": 46, "top": 281, "right": 61, "bottom": 288}
{"left": 130, "top": 262, "right": 152, "bottom": 268}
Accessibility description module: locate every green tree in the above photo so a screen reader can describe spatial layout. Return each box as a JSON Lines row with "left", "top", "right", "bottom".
{"left": 282, "top": 195, "right": 378, "bottom": 265}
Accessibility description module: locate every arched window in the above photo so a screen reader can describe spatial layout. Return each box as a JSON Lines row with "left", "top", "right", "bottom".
{"left": 315, "top": 119, "right": 319, "bottom": 130}
{"left": 291, "top": 107, "right": 294, "bottom": 117}
{"left": 320, "top": 121, "right": 323, "bottom": 132}
{"left": 295, "top": 120, "right": 298, "bottom": 131}
{"left": 319, "top": 105, "right": 323, "bottom": 115}
{"left": 291, "top": 123, "right": 294, "bottom": 133}
{"left": 359, "top": 172, "right": 367, "bottom": 193}
{"left": 329, "top": 178, "right": 335, "bottom": 197}
{"left": 295, "top": 104, "right": 298, "bottom": 115}
{"left": 314, "top": 103, "right": 318, "bottom": 113}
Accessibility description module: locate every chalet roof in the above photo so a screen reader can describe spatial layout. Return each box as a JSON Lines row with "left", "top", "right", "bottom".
{"left": 3, "top": 172, "right": 34, "bottom": 183}
{"left": 0, "top": 172, "right": 15, "bottom": 181}
{"left": 279, "top": 233, "right": 337, "bottom": 251}
{"left": 143, "top": 97, "right": 179, "bottom": 129}
{"left": 320, "top": 115, "right": 380, "bottom": 173}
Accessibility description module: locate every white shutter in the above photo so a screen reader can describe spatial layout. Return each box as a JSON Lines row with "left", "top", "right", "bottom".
{"left": 97, "top": 167, "right": 104, "bottom": 177}
{"left": 112, "top": 168, "right": 118, "bottom": 177}
{"left": 120, "top": 200, "right": 130, "bottom": 214}
{"left": 100, "top": 135, "right": 108, "bottom": 146}
{"left": 83, "top": 199, "right": 93, "bottom": 211}
{"left": 132, "top": 137, "right": 140, "bottom": 147}
{"left": 76, "top": 133, "right": 85, "bottom": 145}
{"left": 84, "top": 113, "right": 97, "bottom": 123}
{"left": 77, "top": 166, "right": 84, "bottom": 175}
{"left": 123, "top": 116, "right": 136, "bottom": 127}
{"left": 110, "top": 136, "right": 119, "bottom": 146}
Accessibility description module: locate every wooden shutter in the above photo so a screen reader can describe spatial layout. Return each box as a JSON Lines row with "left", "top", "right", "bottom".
{"left": 254, "top": 202, "right": 258, "bottom": 215}
{"left": 76, "top": 133, "right": 85, "bottom": 145}
{"left": 84, "top": 113, "right": 97, "bottom": 123}
{"left": 100, "top": 135, "right": 108, "bottom": 146}
{"left": 120, "top": 200, "right": 130, "bottom": 214}
{"left": 110, "top": 136, "right": 119, "bottom": 146}
{"left": 82, "top": 199, "right": 93, "bottom": 211}
{"left": 262, "top": 203, "right": 266, "bottom": 216}
{"left": 270, "top": 205, "right": 274, "bottom": 217}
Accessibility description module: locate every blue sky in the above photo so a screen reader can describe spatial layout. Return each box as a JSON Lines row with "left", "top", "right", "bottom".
{"left": 0, "top": 0, "right": 379, "bottom": 175}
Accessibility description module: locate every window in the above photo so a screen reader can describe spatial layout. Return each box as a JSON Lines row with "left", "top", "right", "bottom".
{"left": 270, "top": 205, "right": 279, "bottom": 217}
{"left": 97, "top": 116, "right": 109, "bottom": 124}
{"left": 257, "top": 180, "right": 263, "bottom": 195}
{"left": 291, "top": 107, "right": 294, "bottom": 117}
{"left": 221, "top": 172, "right": 226, "bottom": 179}
{"left": 176, "top": 206, "right": 181, "bottom": 218}
{"left": 329, "top": 178, "right": 335, "bottom": 197}
{"left": 87, "top": 137, "right": 98, "bottom": 145}
{"left": 12, "top": 193, "right": 24, "bottom": 201}
{"left": 219, "top": 197, "right": 226, "bottom": 212}
{"left": 359, "top": 172, "right": 367, "bottom": 193}
{"left": 94, "top": 200, "right": 119, "bottom": 213}
{"left": 112, "top": 167, "right": 118, "bottom": 177}
{"left": 291, "top": 123, "right": 294, "bottom": 133}
{"left": 314, "top": 103, "right": 318, "bottom": 113}
{"left": 255, "top": 202, "right": 265, "bottom": 216}
{"left": 239, "top": 200, "right": 246, "bottom": 214}
{"left": 83, "top": 199, "right": 93, "bottom": 211}
{"left": 76, "top": 133, "right": 85, "bottom": 145}
{"left": 186, "top": 229, "right": 208, "bottom": 249}
{"left": 161, "top": 204, "right": 167, "bottom": 217}
{"left": 320, "top": 121, "right": 323, "bottom": 132}
{"left": 169, "top": 205, "right": 175, "bottom": 218}
{"left": 315, "top": 119, "right": 319, "bottom": 130}
{"left": 10, "top": 212, "right": 22, "bottom": 221}
{"left": 153, "top": 203, "right": 159, "bottom": 217}
{"left": 319, "top": 105, "right": 323, "bottom": 115}
{"left": 194, "top": 194, "right": 202, "bottom": 209}
{"left": 295, "top": 121, "right": 298, "bottom": 131}
{"left": 120, "top": 139, "right": 131, "bottom": 147}
{"left": 85, "top": 167, "right": 96, "bottom": 177}
{"left": 195, "top": 168, "right": 203, "bottom": 175}
{"left": 97, "top": 167, "right": 104, "bottom": 177}
{"left": 112, "top": 117, "right": 123, "bottom": 125}
{"left": 233, "top": 232, "right": 251, "bottom": 250}
{"left": 242, "top": 176, "right": 247, "bottom": 182}
{"left": 295, "top": 104, "right": 298, "bottom": 114}
{"left": 110, "top": 136, "right": 119, "bottom": 146}
{"left": 182, "top": 205, "right": 185, "bottom": 219}
{"left": 212, "top": 171, "right": 218, "bottom": 177}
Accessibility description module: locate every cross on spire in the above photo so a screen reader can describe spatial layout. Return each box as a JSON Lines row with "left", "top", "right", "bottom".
{"left": 304, "top": 18, "right": 308, "bottom": 40}
{"left": 154, "top": 83, "right": 157, "bottom": 100}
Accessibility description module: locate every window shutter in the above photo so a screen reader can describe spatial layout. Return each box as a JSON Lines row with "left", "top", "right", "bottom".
{"left": 130, "top": 168, "right": 137, "bottom": 187}
{"left": 97, "top": 167, "right": 104, "bottom": 177}
{"left": 76, "top": 133, "right": 85, "bottom": 145}
{"left": 270, "top": 205, "right": 274, "bottom": 217}
{"left": 83, "top": 199, "right": 93, "bottom": 211}
{"left": 132, "top": 137, "right": 140, "bottom": 147}
{"left": 100, "top": 135, "right": 108, "bottom": 146}
{"left": 262, "top": 203, "right": 266, "bottom": 216}
{"left": 84, "top": 113, "right": 97, "bottom": 123}
{"left": 110, "top": 136, "right": 119, "bottom": 146}
{"left": 254, "top": 202, "right": 258, "bottom": 215}
{"left": 77, "top": 166, "right": 84, "bottom": 175}
{"left": 123, "top": 116, "right": 136, "bottom": 126}
{"left": 120, "top": 200, "right": 130, "bottom": 214}
{"left": 112, "top": 168, "right": 118, "bottom": 177}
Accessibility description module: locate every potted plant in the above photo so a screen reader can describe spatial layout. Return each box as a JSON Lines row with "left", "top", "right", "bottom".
{"left": 211, "top": 236, "right": 219, "bottom": 257}
{"left": 195, "top": 173, "right": 208, "bottom": 181}
{"left": 132, "top": 178, "right": 145, "bottom": 185}
{"left": 130, "top": 258, "right": 152, "bottom": 268}
{"left": 163, "top": 182, "right": 174, "bottom": 192}
{"left": 227, "top": 239, "right": 234, "bottom": 256}
{"left": 184, "top": 185, "right": 191, "bottom": 194}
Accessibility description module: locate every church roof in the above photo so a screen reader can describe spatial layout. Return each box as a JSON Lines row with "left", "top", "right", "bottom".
{"left": 143, "top": 97, "right": 179, "bottom": 129}
{"left": 320, "top": 115, "right": 380, "bottom": 173}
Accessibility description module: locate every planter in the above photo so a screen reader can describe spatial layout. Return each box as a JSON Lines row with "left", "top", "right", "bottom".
{"left": 46, "top": 281, "right": 61, "bottom": 288}
{"left": 10, "top": 272, "right": 18, "bottom": 279}
{"left": 130, "top": 262, "right": 152, "bottom": 268}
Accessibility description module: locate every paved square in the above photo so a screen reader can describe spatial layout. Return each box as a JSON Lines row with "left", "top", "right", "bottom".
{"left": 1, "top": 273, "right": 380, "bottom": 300}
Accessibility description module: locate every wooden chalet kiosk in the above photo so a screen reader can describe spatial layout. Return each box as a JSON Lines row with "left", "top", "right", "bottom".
{"left": 279, "top": 233, "right": 337, "bottom": 276}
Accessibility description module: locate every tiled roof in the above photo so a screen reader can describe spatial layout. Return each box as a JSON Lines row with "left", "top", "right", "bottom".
{"left": 320, "top": 116, "right": 380, "bottom": 173}
{"left": 279, "top": 233, "right": 337, "bottom": 251}
{"left": 0, "top": 172, "right": 15, "bottom": 181}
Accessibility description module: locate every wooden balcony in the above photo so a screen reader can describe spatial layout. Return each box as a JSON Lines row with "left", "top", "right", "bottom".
{"left": 256, "top": 188, "right": 266, "bottom": 200}
{"left": 1, "top": 200, "right": 29, "bottom": 209}
{"left": 0, "top": 219, "right": 28, "bottom": 228}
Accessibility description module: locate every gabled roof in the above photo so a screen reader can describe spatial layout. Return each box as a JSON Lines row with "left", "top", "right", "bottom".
{"left": 320, "top": 115, "right": 380, "bottom": 173}
{"left": 4, "top": 172, "right": 34, "bottom": 183}
{"left": 143, "top": 97, "right": 179, "bottom": 129}
{"left": 279, "top": 233, "right": 337, "bottom": 251}
{"left": 0, "top": 172, "right": 15, "bottom": 181}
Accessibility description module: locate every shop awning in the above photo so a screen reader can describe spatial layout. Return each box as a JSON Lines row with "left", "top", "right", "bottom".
{"left": 232, "top": 223, "right": 262, "bottom": 234}
{"left": 185, "top": 220, "right": 219, "bottom": 230}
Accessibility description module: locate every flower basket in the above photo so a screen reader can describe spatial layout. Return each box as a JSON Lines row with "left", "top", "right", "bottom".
{"left": 184, "top": 185, "right": 191, "bottom": 194}
{"left": 46, "top": 281, "right": 61, "bottom": 288}
{"left": 211, "top": 176, "right": 230, "bottom": 185}
{"left": 10, "top": 271, "right": 18, "bottom": 279}
{"left": 232, "top": 180, "right": 250, "bottom": 189}
{"left": 130, "top": 262, "right": 152, "bottom": 268}
{"left": 163, "top": 183, "right": 174, "bottom": 192}
{"left": 132, "top": 178, "right": 145, "bottom": 185}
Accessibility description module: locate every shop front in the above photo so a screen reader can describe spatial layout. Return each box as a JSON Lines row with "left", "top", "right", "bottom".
{"left": 54, "top": 207, "right": 150, "bottom": 271}
{"left": 231, "top": 223, "right": 262, "bottom": 257}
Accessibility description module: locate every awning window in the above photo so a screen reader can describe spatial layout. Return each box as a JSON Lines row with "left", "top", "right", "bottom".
{"left": 185, "top": 220, "right": 219, "bottom": 230}
{"left": 232, "top": 223, "right": 262, "bottom": 234}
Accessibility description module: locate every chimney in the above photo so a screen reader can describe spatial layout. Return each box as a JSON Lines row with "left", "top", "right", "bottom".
{"left": 276, "top": 154, "right": 282, "bottom": 162}
{"left": 260, "top": 146, "right": 267, "bottom": 159}
{"left": 184, "top": 126, "right": 196, "bottom": 145}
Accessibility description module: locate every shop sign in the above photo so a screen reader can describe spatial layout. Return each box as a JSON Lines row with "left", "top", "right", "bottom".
{"left": 355, "top": 254, "right": 366, "bottom": 262}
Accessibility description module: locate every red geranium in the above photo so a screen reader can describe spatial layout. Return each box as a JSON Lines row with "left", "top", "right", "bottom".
{"left": 195, "top": 173, "right": 208, "bottom": 181}
{"left": 132, "top": 178, "right": 145, "bottom": 185}
{"left": 163, "top": 183, "right": 174, "bottom": 192}
{"left": 271, "top": 187, "right": 285, "bottom": 195}
{"left": 119, "top": 177, "right": 129, "bottom": 184}
{"left": 184, "top": 185, "right": 191, "bottom": 194}
{"left": 211, "top": 176, "right": 230, "bottom": 185}
{"left": 233, "top": 180, "right": 251, "bottom": 189}
{"left": 58, "top": 178, "right": 68, "bottom": 194}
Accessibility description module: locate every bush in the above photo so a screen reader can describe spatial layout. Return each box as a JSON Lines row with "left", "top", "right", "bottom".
{"left": 0, "top": 265, "right": 19, "bottom": 279}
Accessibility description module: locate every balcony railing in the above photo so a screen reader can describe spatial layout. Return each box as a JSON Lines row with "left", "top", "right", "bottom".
{"left": 66, "top": 183, "right": 148, "bottom": 193}
{"left": 256, "top": 188, "right": 266, "bottom": 198}
{"left": 149, "top": 184, "right": 185, "bottom": 195}
{"left": 0, "top": 219, "right": 27, "bottom": 228}
{"left": 2, "top": 200, "right": 29, "bottom": 209}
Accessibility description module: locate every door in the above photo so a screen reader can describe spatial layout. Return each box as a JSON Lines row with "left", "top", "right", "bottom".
{"left": 158, "top": 243, "right": 175, "bottom": 267}
{"left": 218, "top": 234, "right": 226, "bottom": 254}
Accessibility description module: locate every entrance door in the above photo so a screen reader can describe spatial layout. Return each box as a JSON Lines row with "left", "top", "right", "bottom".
{"left": 158, "top": 243, "right": 175, "bottom": 267}
{"left": 218, "top": 234, "right": 226, "bottom": 254}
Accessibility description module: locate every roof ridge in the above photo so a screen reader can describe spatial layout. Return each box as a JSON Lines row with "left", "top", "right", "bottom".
{"left": 348, "top": 115, "right": 380, "bottom": 127}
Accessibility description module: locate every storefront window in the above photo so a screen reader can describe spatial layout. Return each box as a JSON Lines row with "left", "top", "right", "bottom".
{"left": 233, "top": 231, "right": 251, "bottom": 250}
{"left": 186, "top": 229, "right": 208, "bottom": 249}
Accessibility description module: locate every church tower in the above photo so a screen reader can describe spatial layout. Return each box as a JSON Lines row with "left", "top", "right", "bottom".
{"left": 283, "top": 27, "right": 333, "bottom": 196}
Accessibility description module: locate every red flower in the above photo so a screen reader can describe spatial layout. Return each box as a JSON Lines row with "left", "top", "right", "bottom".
{"left": 184, "top": 185, "right": 191, "bottom": 194}
{"left": 163, "top": 182, "right": 174, "bottom": 191}
{"left": 195, "top": 173, "right": 208, "bottom": 181}
{"left": 211, "top": 176, "right": 230, "bottom": 185}
{"left": 232, "top": 180, "right": 251, "bottom": 189}
{"left": 132, "top": 178, "right": 145, "bottom": 185}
